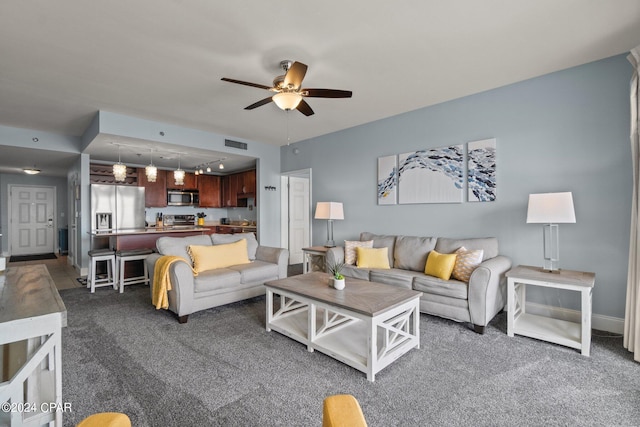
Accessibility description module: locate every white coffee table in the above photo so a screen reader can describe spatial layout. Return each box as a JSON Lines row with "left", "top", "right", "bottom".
{"left": 265, "top": 272, "right": 422, "bottom": 381}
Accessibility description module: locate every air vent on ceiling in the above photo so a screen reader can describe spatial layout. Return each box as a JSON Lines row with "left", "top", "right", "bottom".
{"left": 225, "top": 139, "right": 248, "bottom": 150}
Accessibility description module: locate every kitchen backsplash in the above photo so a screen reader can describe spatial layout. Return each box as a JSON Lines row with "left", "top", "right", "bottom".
{"left": 145, "top": 198, "right": 257, "bottom": 225}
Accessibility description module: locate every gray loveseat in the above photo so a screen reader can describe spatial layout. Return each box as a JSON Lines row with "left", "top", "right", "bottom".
{"left": 326, "top": 232, "right": 512, "bottom": 333}
{"left": 147, "top": 233, "right": 288, "bottom": 323}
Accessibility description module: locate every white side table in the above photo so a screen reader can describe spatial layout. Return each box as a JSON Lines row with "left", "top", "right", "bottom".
{"left": 506, "top": 265, "right": 595, "bottom": 356}
{"left": 301, "top": 246, "right": 330, "bottom": 273}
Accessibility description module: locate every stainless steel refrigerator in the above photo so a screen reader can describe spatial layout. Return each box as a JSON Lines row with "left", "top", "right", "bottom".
{"left": 91, "top": 184, "right": 146, "bottom": 231}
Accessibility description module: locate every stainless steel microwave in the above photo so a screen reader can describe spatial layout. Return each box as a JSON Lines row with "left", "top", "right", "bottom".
{"left": 167, "top": 190, "right": 199, "bottom": 206}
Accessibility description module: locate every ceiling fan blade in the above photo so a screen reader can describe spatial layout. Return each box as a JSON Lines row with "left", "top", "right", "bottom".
{"left": 303, "top": 88, "right": 353, "bottom": 98}
{"left": 296, "top": 99, "right": 314, "bottom": 116}
{"left": 283, "top": 62, "right": 308, "bottom": 89}
{"left": 245, "top": 97, "right": 274, "bottom": 110}
{"left": 221, "top": 77, "right": 272, "bottom": 91}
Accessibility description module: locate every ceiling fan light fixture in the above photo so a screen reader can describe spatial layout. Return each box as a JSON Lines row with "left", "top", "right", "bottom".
{"left": 273, "top": 92, "right": 302, "bottom": 111}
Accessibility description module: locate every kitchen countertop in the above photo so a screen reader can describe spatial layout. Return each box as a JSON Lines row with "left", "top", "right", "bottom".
{"left": 91, "top": 226, "right": 214, "bottom": 236}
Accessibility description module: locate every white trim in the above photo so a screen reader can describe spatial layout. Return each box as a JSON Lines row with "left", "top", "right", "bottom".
{"left": 526, "top": 302, "right": 623, "bottom": 335}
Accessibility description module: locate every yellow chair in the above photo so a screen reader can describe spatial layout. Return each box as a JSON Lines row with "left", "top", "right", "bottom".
{"left": 77, "top": 412, "right": 131, "bottom": 427}
{"left": 322, "top": 394, "right": 368, "bottom": 427}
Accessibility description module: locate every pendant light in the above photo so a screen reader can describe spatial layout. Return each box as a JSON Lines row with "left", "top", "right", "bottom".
{"left": 145, "top": 149, "right": 157, "bottom": 183}
{"left": 113, "top": 145, "right": 127, "bottom": 182}
{"left": 174, "top": 155, "right": 185, "bottom": 186}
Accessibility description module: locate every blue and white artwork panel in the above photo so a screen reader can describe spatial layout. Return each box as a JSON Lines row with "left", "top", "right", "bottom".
{"left": 377, "top": 155, "right": 397, "bottom": 205}
{"left": 398, "top": 145, "right": 464, "bottom": 204}
{"left": 467, "top": 138, "right": 497, "bottom": 202}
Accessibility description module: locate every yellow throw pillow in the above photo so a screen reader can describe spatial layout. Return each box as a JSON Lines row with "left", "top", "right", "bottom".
{"left": 356, "top": 247, "right": 390, "bottom": 269}
{"left": 187, "top": 239, "right": 250, "bottom": 273}
{"left": 424, "top": 250, "right": 457, "bottom": 280}
{"left": 344, "top": 240, "right": 374, "bottom": 265}
{"left": 451, "top": 246, "right": 484, "bottom": 283}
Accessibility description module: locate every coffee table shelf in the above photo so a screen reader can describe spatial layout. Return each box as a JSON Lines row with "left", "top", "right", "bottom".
{"left": 265, "top": 272, "right": 422, "bottom": 382}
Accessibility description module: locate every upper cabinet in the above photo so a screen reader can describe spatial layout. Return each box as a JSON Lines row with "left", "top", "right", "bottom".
{"left": 198, "top": 174, "right": 222, "bottom": 208}
{"left": 238, "top": 169, "right": 256, "bottom": 196}
{"left": 167, "top": 172, "right": 197, "bottom": 190}
{"left": 138, "top": 168, "right": 167, "bottom": 207}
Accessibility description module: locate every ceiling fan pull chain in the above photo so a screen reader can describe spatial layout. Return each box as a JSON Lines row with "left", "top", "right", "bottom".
{"left": 286, "top": 110, "right": 291, "bottom": 145}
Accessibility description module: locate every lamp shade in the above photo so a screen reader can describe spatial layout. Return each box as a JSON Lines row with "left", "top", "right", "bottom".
{"left": 273, "top": 92, "right": 303, "bottom": 110}
{"left": 315, "top": 202, "right": 344, "bottom": 220}
{"left": 526, "top": 192, "right": 576, "bottom": 224}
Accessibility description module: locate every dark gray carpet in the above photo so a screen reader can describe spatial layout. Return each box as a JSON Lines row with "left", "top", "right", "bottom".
{"left": 60, "top": 285, "right": 640, "bottom": 426}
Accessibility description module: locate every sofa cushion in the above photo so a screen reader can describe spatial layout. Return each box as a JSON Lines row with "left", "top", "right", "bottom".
{"left": 194, "top": 268, "right": 242, "bottom": 293}
{"left": 394, "top": 235, "right": 437, "bottom": 272}
{"left": 413, "top": 274, "right": 469, "bottom": 299}
{"left": 156, "top": 235, "right": 212, "bottom": 264}
{"left": 451, "top": 247, "right": 484, "bottom": 282}
{"left": 342, "top": 264, "right": 370, "bottom": 280}
{"left": 360, "top": 232, "right": 396, "bottom": 267}
{"left": 435, "top": 237, "right": 498, "bottom": 261}
{"left": 228, "top": 260, "right": 279, "bottom": 283}
{"left": 344, "top": 240, "right": 373, "bottom": 265}
{"left": 211, "top": 232, "right": 259, "bottom": 260}
{"left": 425, "top": 250, "right": 457, "bottom": 280}
{"left": 356, "top": 247, "right": 390, "bottom": 269}
{"left": 188, "top": 240, "right": 250, "bottom": 273}
{"left": 370, "top": 268, "right": 419, "bottom": 289}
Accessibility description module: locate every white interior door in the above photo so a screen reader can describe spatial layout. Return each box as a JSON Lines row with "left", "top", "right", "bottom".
{"left": 10, "top": 186, "right": 56, "bottom": 256}
{"left": 288, "top": 176, "right": 310, "bottom": 264}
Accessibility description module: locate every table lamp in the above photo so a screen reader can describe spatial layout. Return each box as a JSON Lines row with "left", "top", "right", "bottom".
{"left": 314, "top": 202, "right": 344, "bottom": 247}
{"left": 526, "top": 192, "right": 576, "bottom": 272}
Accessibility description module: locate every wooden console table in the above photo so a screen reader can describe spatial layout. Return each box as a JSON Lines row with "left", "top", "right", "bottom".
{"left": 506, "top": 265, "right": 595, "bottom": 356}
{"left": 0, "top": 265, "right": 67, "bottom": 426}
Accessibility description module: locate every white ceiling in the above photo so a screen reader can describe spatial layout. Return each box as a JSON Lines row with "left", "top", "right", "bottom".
{"left": 0, "top": 1, "right": 639, "bottom": 176}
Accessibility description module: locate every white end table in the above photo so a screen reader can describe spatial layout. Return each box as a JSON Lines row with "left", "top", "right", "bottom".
{"left": 506, "top": 265, "right": 595, "bottom": 356}
{"left": 301, "top": 246, "right": 330, "bottom": 273}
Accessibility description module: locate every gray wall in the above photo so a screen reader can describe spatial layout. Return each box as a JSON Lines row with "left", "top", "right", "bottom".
{"left": 282, "top": 54, "right": 632, "bottom": 319}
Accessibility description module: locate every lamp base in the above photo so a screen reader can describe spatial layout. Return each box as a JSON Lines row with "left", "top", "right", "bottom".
{"left": 324, "top": 240, "right": 336, "bottom": 248}
{"left": 542, "top": 268, "right": 561, "bottom": 274}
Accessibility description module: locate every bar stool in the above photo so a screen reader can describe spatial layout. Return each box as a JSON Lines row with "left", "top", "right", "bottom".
{"left": 116, "top": 248, "right": 153, "bottom": 293}
{"left": 87, "top": 248, "right": 117, "bottom": 293}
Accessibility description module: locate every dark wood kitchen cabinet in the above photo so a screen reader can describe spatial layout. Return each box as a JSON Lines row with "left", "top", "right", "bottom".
{"left": 238, "top": 169, "right": 256, "bottom": 196}
{"left": 222, "top": 173, "right": 247, "bottom": 208}
{"left": 167, "top": 172, "right": 197, "bottom": 190}
{"left": 198, "top": 174, "right": 222, "bottom": 208}
{"left": 138, "top": 168, "right": 167, "bottom": 207}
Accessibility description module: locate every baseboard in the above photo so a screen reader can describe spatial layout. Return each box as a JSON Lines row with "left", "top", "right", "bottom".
{"left": 526, "top": 302, "right": 624, "bottom": 334}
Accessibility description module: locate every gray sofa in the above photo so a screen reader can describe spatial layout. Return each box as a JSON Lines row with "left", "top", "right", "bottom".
{"left": 147, "top": 233, "right": 288, "bottom": 323}
{"left": 326, "top": 232, "right": 512, "bottom": 333}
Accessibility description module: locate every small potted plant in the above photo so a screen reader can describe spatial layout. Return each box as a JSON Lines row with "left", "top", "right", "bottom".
{"left": 196, "top": 212, "right": 206, "bottom": 226}
{"left": 328, "top": 261, "right": 346, "bottom": 290}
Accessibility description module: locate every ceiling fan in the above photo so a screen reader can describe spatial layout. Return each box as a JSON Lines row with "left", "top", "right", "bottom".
{"left": 221, "top": 60, "right": 352, "bottom": 116}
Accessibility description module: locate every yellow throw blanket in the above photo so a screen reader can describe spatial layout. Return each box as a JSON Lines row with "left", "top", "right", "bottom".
{"left": 152, "top": 256, "right": 197, "bottom": 310}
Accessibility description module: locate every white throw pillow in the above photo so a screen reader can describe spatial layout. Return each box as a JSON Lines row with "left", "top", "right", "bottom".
{"left": 344, "top": 240, "right": 374, "bottom": 265}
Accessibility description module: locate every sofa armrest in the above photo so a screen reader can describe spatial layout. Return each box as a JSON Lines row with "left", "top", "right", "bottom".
{"left": 326, "top": 247, "right": 345, "bottom": 268}
{"left": 467, "top": 255, "right": 512, "bottom": 327}
{"left": 256, "top": 246, "right": 289, "bottom": 278}
{"left": 146, "top": 254, "right": 195, "bottom": 317}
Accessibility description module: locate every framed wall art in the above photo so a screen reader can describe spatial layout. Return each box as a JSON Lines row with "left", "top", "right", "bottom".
{"left": 398, "top": 145, "right": 464, "bottom": 204}
{"left": 377, "top": 155, "right": 397, "bottom": 205}
{"left": 467, "top": 138, "right": 497, "bottom": 202}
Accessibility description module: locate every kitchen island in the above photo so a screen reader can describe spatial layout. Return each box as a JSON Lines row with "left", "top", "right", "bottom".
{"left": 91, "top": 226, "right": 217, "bottom": 251}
